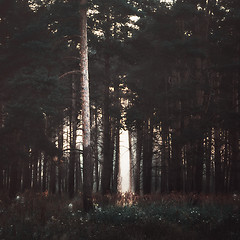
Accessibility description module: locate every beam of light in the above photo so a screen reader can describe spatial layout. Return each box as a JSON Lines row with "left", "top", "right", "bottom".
{"left": 119, "top": 129, "right": 130, "bottom": 192}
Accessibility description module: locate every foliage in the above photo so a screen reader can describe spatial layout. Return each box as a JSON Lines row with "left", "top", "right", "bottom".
{"left": 0, "top": 192, "right": 239, "bottom": 239}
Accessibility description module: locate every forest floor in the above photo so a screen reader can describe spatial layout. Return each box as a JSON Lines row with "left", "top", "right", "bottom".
{"left": 0, "top": 192, "right": 240, "bottom": 240}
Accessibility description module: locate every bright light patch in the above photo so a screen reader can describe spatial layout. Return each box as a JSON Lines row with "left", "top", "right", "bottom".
{"left": 120, "top": 130, "right": 130, "bottom": 192}
{"left": 130, "top": 16, "right": 140, "bottom": 22}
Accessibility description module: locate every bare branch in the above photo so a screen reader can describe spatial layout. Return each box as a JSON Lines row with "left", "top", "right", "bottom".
{"left": 59, "top": 70, "right": 82, "bottom": 79}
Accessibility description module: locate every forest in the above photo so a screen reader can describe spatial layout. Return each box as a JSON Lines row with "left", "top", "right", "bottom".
{"left": 0, "top": 0, "right": 240, "bottom": 239}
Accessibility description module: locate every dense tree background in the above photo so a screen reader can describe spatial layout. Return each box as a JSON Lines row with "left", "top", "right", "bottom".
{"left": 0, "top": 0, "right": 240, "bottom": 202}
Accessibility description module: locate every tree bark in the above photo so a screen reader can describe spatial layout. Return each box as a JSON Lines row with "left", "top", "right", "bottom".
{"left": 129, "top": 131, "right": 133, "bottom": 192}
{"left": 50, "top": 159, "right": 56, "bottom": 194}
{"left": 69, "top": 75, "right": 77, "bottom": 199}
{"left": 161, "top": 125, "right": 168, "bottom": 193}
{"left": 214, "top": 129, "right": 223, "bottom": 193}
{"left": 205, "top": 131, "right": 211, "bottom": 194}
{"left": 135, "top": 128, "right": 142, "bottom": 195}
{"left": 101, "top": 54, "right": 112, "bottom": 195}
{"left": 22, "top": 155, "right": 31, "bottom": 192}
{"left": 42, "top": 154, "right": 47, "bottom": 192}
{"left": 33, "top": 151, "right": 39, "bottom": 191}
{"left": 58, "top": 125, "right": 63, "bottom": 195}
{"left": 79, "top": 0, "right": 93, "bottom": 211}
{"left": 0, "top": 167, "right": 3, "bottom": 190}
{"left": 142, "top": 118, "right": 153, "bottom": 195}
{"left": 9, "top": 160, "right": 19, "bottom": 198}
{"left": 94, "top": 109, "right": 99, "bottom": 192}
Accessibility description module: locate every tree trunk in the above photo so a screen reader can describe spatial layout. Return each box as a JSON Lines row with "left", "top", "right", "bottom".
{"left": 195, "top": 142, "right": 203, "bottom": 193}
{"left": 142, "top": 118, "right": 153, "bottom": 195}
{"left": 22, "top": 156, "right": 31, "bottom": 192}
{"left": 94, "top": 109, "right": 99, "bottom": 192}
{"left": 80, "top": 0, "right": 93, "bottom": 211}
{"left": 161, "top": 125, "right": 168, "bottom": 193}
{"left": 9, "top": 160, "right": 19, "bottom": 198}
{"left": 50, "top": 159, "right": 56, "bottom": 194}
{"left": 38, "top": 153, "right": 42, "bottom": 190}
{"left": 58, "top": 126, "right": 63, "bottom": 195}
{"left": 135, "top": 128, "right": 142, "bottom": 195}
{"left": 0, "top": 167, "right": 3, "bottom": 190}
{"left": 230, "top": 130, "right": 240, "bottom": 192}
{"left": 129, "top": 131, "right": 133, "bottom": 192}
{"left": 171, "top": 131, "right": 182, "bottom": 192}
{"left": 215, "top": 129, "right": 223, "bottom": 193}
{"left": 42, "top": 155, "right": 47, "bottom": 192}
{"left": 112, "top": 79, "right": 121, "bottom": 193}
{"left": 205, "top": 131, "right": 211, "bottom": 194}
{"left": 113, "top": 126, "right": 120, "bottom": 193}
{"left": 101, "top": 54, "right": 112, "bottom": 195}
{"left": 69, "top": 75, "right": 77, "bottom": 199}
{"left": 33, "top": 151, "right": 39, "bottom": 191}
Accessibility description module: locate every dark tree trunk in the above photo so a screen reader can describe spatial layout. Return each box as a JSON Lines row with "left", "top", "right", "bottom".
{"left": 171, "top": 134, "right": 182, "bottom": 192}
{"left": 0, "top": 167, "right": 3, "bottom": 190}
{"left": 205, "top": 132, "right": 211, "bottom": 194}
{"left": 113, "top": 126, "right": 120, "bottom": 193}
{"left": 215, "top": 129, "right": 223, "bottom": 193}
{"left": 195, "top": 142, "right": 203, "bottom": 193}
{"left": 161, "top": 126, "right": 168, "bottom": 193}
{"left": 142, "top": 119, "right": 153, "bottom": 195}
{"left": 94, "top": 109, "right": 99, "bottom": 192}
{"left": 42, "top": 155, "right": 47, "bottom": 192}
{"left": 154, "top": 160, "right": 159, "bottom": 192}
{"left": 135, "top": 128, "right": 142, "bottom": 195}
{"left": 33, "top": 151, "right": 39, "bottom": 191}
{"left": 112, "top": 80, "right": 121, "bottom": 193}
{"left": 101, "top": 54, "right": 112, "bottom": 195}
{"left": 69, "top": 75, "right": 77, "bottom": 199}
{"left": 230, "top": 130, "right": 240, "bottom": 192}
{"left": 22, "top": 156, "right": 31, "bottom": 192}
{"left": 50, "top": 159, "right": 56, "bottom": 194}
{"left": 58, "top": 126, "right": 63, "bottom": 195}
{"left": 9, "top": 160, "right": 19, "bottom": 198}
{"left": 38, "top": 153, "right": 42, "bottom": 190}
{"left": 129, "top": 131, "right": 133, "bottom": 192}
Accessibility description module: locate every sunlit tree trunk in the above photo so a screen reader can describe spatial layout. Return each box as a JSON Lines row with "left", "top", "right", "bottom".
{"left": 80, "top": 0, "right": 93, "bottom": 211}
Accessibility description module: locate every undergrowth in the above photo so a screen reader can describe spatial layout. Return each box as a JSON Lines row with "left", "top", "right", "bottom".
{"left": 0, "top": 191, "right": 239, "bottom": 240}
